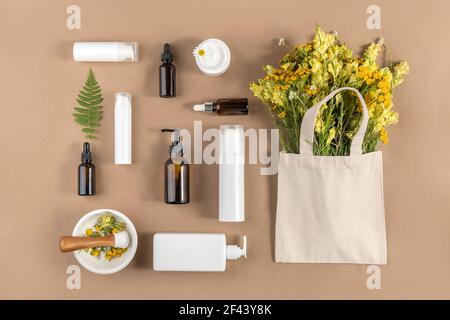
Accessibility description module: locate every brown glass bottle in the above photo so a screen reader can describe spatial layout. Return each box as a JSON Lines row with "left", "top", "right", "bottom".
{"left": 159, "top": 43, "right": 176, "bottom": 98}
{"left": 164, "top": 159, "right": 189, "bottom": 204}
{"left": 78, "top": 142, "right": 95, "bottom": 196}
{"left": 162, "top": 129, "right": 189, "bottom": 204}
{"left": 193, "top": 98, "right": 248, "bottom": 115}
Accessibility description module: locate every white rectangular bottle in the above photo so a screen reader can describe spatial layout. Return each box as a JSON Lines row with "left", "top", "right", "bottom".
{"left": 73, "top": 42, "right": 138, "bottom": 62}
{"left": 219, "top": 125, "right": 245, "bottom": 222}
{"left": 115, "top": 93, "right": 132, "bottom": 164}
{"left": 153, "top": 233, "right": 246, "bottom": 272}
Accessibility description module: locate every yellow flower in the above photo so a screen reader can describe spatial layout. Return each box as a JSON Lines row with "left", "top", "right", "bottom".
{"left": 326, "top": 127, "right": 336, "bottom": 145}
{"left": 278, "top": 111, "right": 286, "bottom": 119}
{"left": 306, "top": 85, "right": 318, "bottom": 96}
{"left": 363, "top": 38, "right": 384, "bottom": 67}
{"left": 311, "top": 59, "right": 321, "bottom": 73}
{"left": 295, "top": 68, "right": 308, "bottom": 76}
{"left": 281, "top": 63, "right": 289, "bottom": 71}
{"left": 383, "top": 93, "right": 392, "bottom": 105}
{"left": 314, "top": 104, "right": 328, "bottom": 133}
{"left": 392, "top": 61, "right": 410, "bottom": 87}
{"left": 384, "top": 110, "right": 399, "bottom": 126}
{"left": 249, "top": 83, "right": 262, "bottom": 98}
{"left": 90, "top": 249, "right": 100, "bottom": 257}
{"left": 271, "top": 91, "right": 285, "bottom": 106}
{"left": 313, "top": 26, "right": 337, "bottom": 57}
{"left": 378, "top": 80, "right": 389, "bottom": 89}
{"left": 315, "top": 118, "right": 323, "bottom": 133}
{"left": 380, "top": 127, "right": 389, "bottom": 144}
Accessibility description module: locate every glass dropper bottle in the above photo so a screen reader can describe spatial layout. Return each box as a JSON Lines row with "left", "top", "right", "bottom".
{"left": 193, "top": 98, "right": 248, "bottom": 115}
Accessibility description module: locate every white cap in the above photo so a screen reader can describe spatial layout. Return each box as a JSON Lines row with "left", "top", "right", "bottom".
{"left": 113, "top": 231, "right": 130, "bottom": 248}
{"left": 193, "top": 104, "right": 206, "bottom": 112}
{"left": 115, "top": 92, "right": 132, "bottom": 165}
{"left": 226, "top": 236, "right": 247, "bottom": 260}
{"left": 116, "top": 43, "right": 136, "bottom": 61}
{"left": 115, "top": 92, "right": 131, "bottom": 108}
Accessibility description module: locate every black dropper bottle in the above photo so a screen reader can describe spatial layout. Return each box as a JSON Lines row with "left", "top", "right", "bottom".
{"left": 78, "top": 142, "right": 95, "bottom": 196}
{"left": 161, "top": 129, "right": 189, "bottom": 204}
{"left": 159, "top": 43, "right": 176, "bottom": 98}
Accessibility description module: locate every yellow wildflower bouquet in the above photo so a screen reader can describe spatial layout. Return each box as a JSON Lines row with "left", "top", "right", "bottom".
{"left": 250, "top": 27, "right": 409, "bottom": 155}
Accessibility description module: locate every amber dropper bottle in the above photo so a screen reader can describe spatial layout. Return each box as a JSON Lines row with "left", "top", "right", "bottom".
{"left": 78, "top": 142, "right": 95, "bottom": 196}
{"left": 161, "top": 129, "right": 189, "bottom": 204}
{"left": 159, "top": 43, "right": 176, "bottom": 98}
{"left": 193, "top": 98, "right": 248, "bottom": 115}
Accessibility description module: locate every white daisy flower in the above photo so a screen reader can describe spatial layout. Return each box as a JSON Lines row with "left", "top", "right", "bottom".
{"left": 193, "top": 46, "right": 207, "bottom": 58}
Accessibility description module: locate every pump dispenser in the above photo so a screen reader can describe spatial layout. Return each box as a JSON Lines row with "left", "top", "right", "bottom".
{"left": 226, "top": 236, "right": 247, "bottom": 260}
{"left": 161, "top": 129, "right": 189, "bottom": 204}
{"left": 193, "top": 98, "right": 248, "bottom": 115}
{"left": 78, "top": 142, "right": 95, "bottom": 196}
{"left": 153, "top": 233, "right": 247, "bottom": 272}
{"left": 159, "top": 43, "right": 176, "bottom": 97}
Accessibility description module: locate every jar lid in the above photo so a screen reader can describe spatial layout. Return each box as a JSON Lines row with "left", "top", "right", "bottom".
{"left": 193, "top": 39, "right": 231, "bottom": 76}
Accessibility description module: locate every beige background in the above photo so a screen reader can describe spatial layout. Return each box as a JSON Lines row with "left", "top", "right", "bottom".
{"left": 0, "top": 0, "right": 449, "bottom": 299}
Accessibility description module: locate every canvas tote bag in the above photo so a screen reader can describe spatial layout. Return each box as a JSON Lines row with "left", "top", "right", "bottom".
{"left": 275, "top": 87, "right": 387, "bottom": 264}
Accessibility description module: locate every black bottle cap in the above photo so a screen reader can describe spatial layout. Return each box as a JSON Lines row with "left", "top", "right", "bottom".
{"left": 81, "top": 142, "right": 92, "bottom": 163}
{"left": 161, "top": 43, "right": 173, "bottom": 62}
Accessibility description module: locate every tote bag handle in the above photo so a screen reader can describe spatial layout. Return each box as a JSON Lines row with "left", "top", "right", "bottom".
{"left": 299, "top": 87, "right": 369, "bottom": 156}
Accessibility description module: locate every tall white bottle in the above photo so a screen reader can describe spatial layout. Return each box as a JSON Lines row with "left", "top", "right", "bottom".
{"left": 153, "top": 233, "right": 247, "bottom": 272}
{"left": 115, "top": 93, "right": 132, "bottom": 164}
{"left": 219, "top": 125, "right": 245, "bottom": 222}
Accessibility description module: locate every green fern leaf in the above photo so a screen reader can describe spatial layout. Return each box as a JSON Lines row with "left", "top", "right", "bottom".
{"left": 73, "top": 68, "right": 103, "bottom": 139}
{"left": 73, "top": 114, "right": 102, "bottom": 122}
{"left": 73, "top": 107, "right": 102, "bottom": 115}
{"left": 82, "top": 128, "right": 98, "bottom": 134}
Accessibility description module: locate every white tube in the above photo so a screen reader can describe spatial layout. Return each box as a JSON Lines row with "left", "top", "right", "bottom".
{"left": 73, "top": 42, "right": 138, "bottom": 62}
{"left": 219, "top": 125, "right": 245, "bottom": 222}
{"left": 115, "top": 93, "right": 132, "bottom": 164}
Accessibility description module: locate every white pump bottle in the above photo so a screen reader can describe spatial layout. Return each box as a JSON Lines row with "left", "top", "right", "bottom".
{"left": 153, "top": 233, "right": 247, "bottom": 272}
